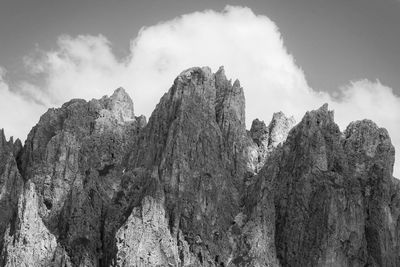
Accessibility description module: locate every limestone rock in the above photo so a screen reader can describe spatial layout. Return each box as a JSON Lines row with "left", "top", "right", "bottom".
{"left": 1, "top": 182, "right": 59, "bottom": 267}
{"left": 249, "top": 112, "right": 295, "bottom": 172}
{"left": 0, "top": 67, "right": 398, "bottom": 267}
{"left": 0, "top": 129, "right": 23, "bottom": 262}
{"left": 115, "top": 195, "right": 179, "bottom": 266}
{"left": 6, "top": 88, "right": 145, "bottom": 266}
{"left": 268, "top": 112, "right": 296, "bottom": 148}
{"left": 249, "top": 119, "right": 269, "bottom": 148}
{"left": 252, "top": 103, "right": 400, "bottom": 267}
{"left": 119, "top": 66, "right": 252, "bottom": 266}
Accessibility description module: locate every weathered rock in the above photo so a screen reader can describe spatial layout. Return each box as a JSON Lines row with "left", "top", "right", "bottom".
{"left": 1, "top": 181, "right": 60, "bottom": 267}
{"left": 249, "top": 119, "right": 269, "bottom": 148}
{"left": 118, "top": 66, "right": 252, "bottom": 266}
{"left": 0, "top": 130, "right": 23, "bottom": 263}
{"left": 342, "top": 120, "right": 398, "bottom": 266}
{"left": 268, "top": 112, "right": 296, "bottom": 148}
{"left": 1, "top": 67, "right": 398, "bottom": 267}
{"left": 3, "top": 88, "right": 145, "bottom": 266}
{"left": 248, "top": 112, "right": 295, "bottom": 172}
{"left": 115, "top": 194, "right": 179, "bottom": 266}
{"left": 251, "top": 104, "right": 400, "bottom": 267}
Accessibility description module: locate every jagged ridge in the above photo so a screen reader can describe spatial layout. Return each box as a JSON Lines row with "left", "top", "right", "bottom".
{"left": 0, "top": 67, "right": 398, "bottom": 267}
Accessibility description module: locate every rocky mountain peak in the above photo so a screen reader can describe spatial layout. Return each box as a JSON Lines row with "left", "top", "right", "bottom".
{"left": 344, "top": 119, "right": 393, "bottom": 158}
{"left": 0, "top": 129, "right": 6, "bottom": 151}
{"left": 177, "top": 66, "right": 213, "bottom": 85}
{"left": 0, "top": 129, "right": 21, "bottom": 156}
{"left": 264, "top": 103, "right": 399, "bottom": 267}
{"left": 214, "top": 67, "right": 246, "bottom": 133}
{"left": 11, "top": 138, "right": 22, "bottom": 158}
{"left": 344, "top": 119, "right": 395, "bottom": 179}
{"left": 111, "top": 87, "right": 129, "bottom": 99}
{"left": 0, "top": 129, "right": 24, "bottom": 265}
{"left": 100, "top": 87, "right": 135, "bottom": 124}
{"left": 250, "top": 119, "right": 268, "bottom": 147}
{"left": 268, "top": 111, "right": 296, "bottom": 148}
{"left": 0, "top": 129, "right": 13, "bottom": 151}
{"left": 248, "top": 111, "right": 296, "bottom": 172}
{"left": 215, "top": 65, "right": 226, "bottom": 78}
{"left": 0, "top": 67, "right": 399, "bottom": 267}
{"left": 301, "top": 103, "right": 334, "bottom": 127}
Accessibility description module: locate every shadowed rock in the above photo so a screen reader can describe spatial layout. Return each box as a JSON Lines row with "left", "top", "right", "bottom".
{"left": 1, "top": 88, "right": 145, "bottom": 266}
{"left": 118, "top": 66, "right": 251, "bottom": 266}
{"left": 249, "top": 112, "right": 296, "bottom": 172}
{"left": 0, "top": 129, "right": 24, "bottom": 265}
{"left": 0, "top": 68, "right": 398, "bottom": 267}
{"left": 249, "top": 104, "right": 400, "bottom": 267}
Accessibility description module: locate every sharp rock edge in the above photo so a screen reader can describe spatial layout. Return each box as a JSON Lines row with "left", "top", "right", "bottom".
{"left": 0, "top": 67, "right": 398, "bottom": 267}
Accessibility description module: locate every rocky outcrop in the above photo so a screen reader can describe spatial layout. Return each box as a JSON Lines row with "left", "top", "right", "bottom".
{"left": 1, "top": 181, "right": 60, "bottom": 266}
{"left": 0, "top": 130, "right": 23, "bottom": 264}
{"left": 0, "top": 67, "right": 398, "bottom": 267}
{"left": 248, "top": 112, "right": 295, "bottom": 172}
{"left": 249, "top": 104, "right": 400, "bottom": 267}
{"left": 115, "top": 195, "right": 179, "bottom": 266}
{"left": 117, "top": 66, "right": 252, "bottom": 266}
{"left": 1, "top": 88, "right": 146, "bottom": 266}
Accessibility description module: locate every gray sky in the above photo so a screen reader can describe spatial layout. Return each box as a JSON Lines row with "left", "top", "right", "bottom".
{"left": 1, "top": 0, "right": 400, "bottom": 94}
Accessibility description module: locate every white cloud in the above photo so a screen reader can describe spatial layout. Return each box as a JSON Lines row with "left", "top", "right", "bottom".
{"left": 0, "top": 67, "right": 46, "bottom": 141}
{"left": 17, "top": 6, "right": 317, "bottom": 121}
{"left": 0, "top": 6, "right": 399, "bottom": 176}
{"left": 21, "top": 35, "right": 128, "bottom": 105}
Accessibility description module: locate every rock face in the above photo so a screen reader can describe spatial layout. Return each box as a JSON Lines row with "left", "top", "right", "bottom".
{"left": 115, "top": 195, "right": 179, "bottom": 266}
{"left": 0, "top": 67, "right": 399, "bottom": 267}
{"left": 0, "top": 130, "right": 23, "bottom": 264}
{"left": 249, "top": 104, "right": 400, "bottom": 267}
{"left": 1, "top": 181, "right": 60, "bottom": 266}
{"left": 117, "top": 66, "right": 250, "bottom": 266}
{"left": 1, "top": 88, "right": 146, "bottom": 266}
{"left": 248, "top": 112, "right": 295, "bottom": 173}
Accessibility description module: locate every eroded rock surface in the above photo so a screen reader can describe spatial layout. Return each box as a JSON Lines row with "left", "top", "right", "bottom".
{"left": 1, "top": 88, "right": 146, "bottom": 266}
{"left": 1, "top": 182, "right": 60, "bottom": 267}
{"left": 0, "top": 67, "right": 398, "bottom": 267}
{"left": 115, "top": 194, "right": 179, "bottom": 266}
{"left": 248, "top": 112, "right": 295, "bottom": 172}
{"left": 0, "top": 130, "right": 23, "bottom": 264}
{"left": 117, "top": 66, "right": 253, "bottom": 266}
{"left": 249, "top": 104, "right": 400, "bottom": 267}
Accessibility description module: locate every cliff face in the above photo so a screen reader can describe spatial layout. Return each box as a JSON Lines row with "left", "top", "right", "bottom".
{"left": 249, "top": 104, "right": 400, "bottom": 267}
{"left": 1, "top": 88, "right": 145, "bottom": 266}
{"left": 117, "top": 66, "right": 250, "bottom": 266}
{"left": 0, "top": 130, "right": 23, "bottom": 265}
{"left": 0, "top": 67, "right": 398, "bottom": 267}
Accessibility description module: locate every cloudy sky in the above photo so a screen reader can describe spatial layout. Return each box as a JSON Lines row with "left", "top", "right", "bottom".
{"left": 0, "top": 0, "right": 399, "bottom": 176}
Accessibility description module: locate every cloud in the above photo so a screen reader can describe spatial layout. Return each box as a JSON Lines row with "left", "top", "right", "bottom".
{"left": 1, "top": 6, "right": 399, "bottom": 176}
{"left": 0, "top": 67, "right": 46, "bottom": 140}
{"left": 17, "top": 6, "right": 316, "bottom": 121}
{"left": 21, "top": 35, "right": 127, "bottom": 105}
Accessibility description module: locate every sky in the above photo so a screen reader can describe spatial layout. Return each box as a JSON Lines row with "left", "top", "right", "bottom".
{"left": 0, "top": 0, "right": 399, "bottom": 176}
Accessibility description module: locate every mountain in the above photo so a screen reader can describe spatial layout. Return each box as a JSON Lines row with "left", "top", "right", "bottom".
{"left": 0, "top": 66, "right": 398, "bottom": 267}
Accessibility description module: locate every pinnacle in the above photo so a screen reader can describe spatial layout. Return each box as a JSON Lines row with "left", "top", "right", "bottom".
{"left": 319, "top": 103, "right": 329, "bottom": 112}
{"left": 110, "top": 87, "right": 131, "bottom": 101}
{"left": 215, "top": 66, "right": 226, "bottom": 77}
{"left": 0, "top": 128, "right": 6, "bottom": 149}
{"left": 233, "top": 79, "right": 241, "bottom": 88}
{"left": 106, "top": 87, "right": 135, "bottom": 122}
{"left": 178, "top": 66, "right": 212, "bottom": 79}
